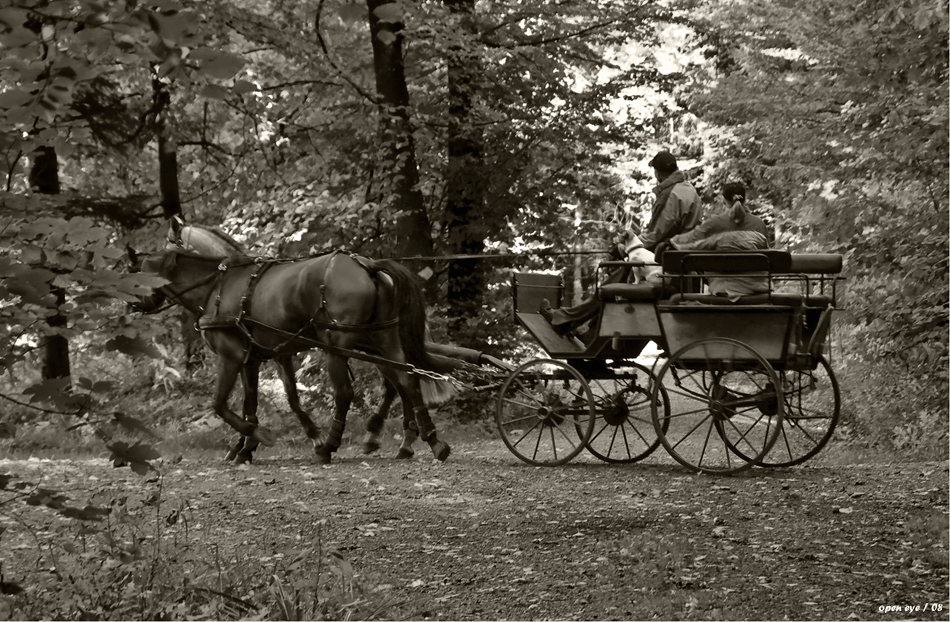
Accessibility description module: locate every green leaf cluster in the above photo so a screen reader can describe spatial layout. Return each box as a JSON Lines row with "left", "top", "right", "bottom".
{"left": 687, "top": 0, "right": 949, "bottom": 454}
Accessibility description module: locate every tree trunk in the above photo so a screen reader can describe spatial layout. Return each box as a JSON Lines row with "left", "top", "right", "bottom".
{"left": 444, "top": 0, "right": 486, "bottom": 325}
{"left": 30, "top": 146, "right": 71, "bottom": 380}
{"left": 153, "top": 80, "right": 199, "bottom": 368}
{"left": 365, "top": 0, "right": 433, "bottom": 258}
{"left": 155, "top": 84, "right": 182, "bottom": 220}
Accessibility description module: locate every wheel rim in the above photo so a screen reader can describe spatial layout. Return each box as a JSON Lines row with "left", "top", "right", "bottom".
{"left": 496, "top": 359, "right": 595, "bottom": 466}
{"left": 761, "top": 356, "right": 840, "bottom": 467}
{"left": 652, "top": 338, "right": 784, "bottom": 475}
{"left": 585, "top": 365, "right": 669, "bottom": 464}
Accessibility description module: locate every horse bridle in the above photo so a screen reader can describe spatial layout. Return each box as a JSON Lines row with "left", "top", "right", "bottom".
{"left": 151, "top": 269, "right": 224, "bottom": 316}
{"left": 129, "top": 252, "right": 226, "bottom": 316}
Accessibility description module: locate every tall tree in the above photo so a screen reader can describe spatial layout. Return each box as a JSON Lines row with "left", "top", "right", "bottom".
{"left": 365, "top": 0, "right": 433, "bottom": 258}
{"left": 443, "top": 0, "right": 486, "bottom": 322}
{"left": 29, "top": 146, "right": 70, "bottom": 380}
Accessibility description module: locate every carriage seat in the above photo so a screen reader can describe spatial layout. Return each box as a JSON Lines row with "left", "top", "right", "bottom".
{"left": 668, "top": 291, "right": 804, "bottom": 307}
{"left": 597, "top": 282, "right": 662, "bottom": 301}
{"left": 786, "top": 254, "right": 843, "bottom": 274}
{"left": 782, "top": 254, "right": 842, "bottom": 308}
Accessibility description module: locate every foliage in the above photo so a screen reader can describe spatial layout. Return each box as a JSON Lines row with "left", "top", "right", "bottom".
{"left": 0, "top": 212, "right": 167, "bottom": 425}
{"left": 0, "top": 466, "right": 390, "bottom": 620}
{"left": 684, "top": 0, "right": 949, "bottom": 456}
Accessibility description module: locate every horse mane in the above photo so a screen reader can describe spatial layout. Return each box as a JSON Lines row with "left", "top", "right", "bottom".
{"left": 178, "top": 224, "right": 248, "bottom": 258}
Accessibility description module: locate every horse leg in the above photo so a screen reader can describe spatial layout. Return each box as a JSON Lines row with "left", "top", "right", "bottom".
{"left": 224, "top": 436, "right": 245, "bottom": 462}
{"left": 363, "top": 373, "right": 397, "bottom": 455}
{"left": 211, "top": 353, "right": 277, "bottom": 459}
{"left": 231, "top": 359, "right": 262, "bottom": 465}
{"left": 378, "top": 367, "right": 450, "bottom": 462}
{"left": 397, "top": 415, "right": 419, "bottom": 460}
{"left": 275, "top": 354, "right": 323, "bottom": 454}
{"left": 314, "top": 354, "right": 353, "bottom": 465}
{"left": 415, "top": 401, "right": 450, "bottom": 462}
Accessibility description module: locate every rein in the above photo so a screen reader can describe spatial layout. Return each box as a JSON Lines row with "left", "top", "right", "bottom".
{"left": 143, "top": 268, "right": 224, "bottom": 316}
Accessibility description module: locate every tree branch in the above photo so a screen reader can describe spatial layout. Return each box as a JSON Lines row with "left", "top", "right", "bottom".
{"left": 313, "top": 0, "right": 380, "bottom": 105}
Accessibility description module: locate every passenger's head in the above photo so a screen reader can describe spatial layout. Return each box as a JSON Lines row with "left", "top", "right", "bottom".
{"left": 722, "top": 181, "right": 747, "bottom": 224}
{"left": 648, "top": 150, "right": 678, "bottom": 181}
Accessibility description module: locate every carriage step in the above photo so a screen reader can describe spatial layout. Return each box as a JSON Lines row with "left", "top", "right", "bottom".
{"left": 515, "top": 312, "right": 587, "bottom": 356}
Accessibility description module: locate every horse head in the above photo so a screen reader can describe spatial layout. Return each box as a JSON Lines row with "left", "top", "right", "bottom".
{"left": 166, "top": 215, "right": 186, "bottom": 249}
{"left": 126, "top": 247, "right": 170, "bottom": 312}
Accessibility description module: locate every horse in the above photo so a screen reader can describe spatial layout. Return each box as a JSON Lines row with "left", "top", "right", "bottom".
{"left": 163, "top": 219, "right": 457, "bottom": 462}
{"left": 129, "top": 248, "right": 455, "bottom": 465}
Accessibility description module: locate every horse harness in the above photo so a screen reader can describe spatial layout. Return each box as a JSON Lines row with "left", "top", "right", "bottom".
{"left": 190, "top": 252, "right": 438, "bottom": 379}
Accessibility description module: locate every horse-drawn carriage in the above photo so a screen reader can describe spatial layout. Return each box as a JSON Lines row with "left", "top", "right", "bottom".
{"left": 135, "top": 228, "right": 843, "bottom": 475}
{"left": 500, "top": 249, "right": 844, "bottom": 474}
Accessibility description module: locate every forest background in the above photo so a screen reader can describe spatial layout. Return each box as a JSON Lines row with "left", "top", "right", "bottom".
{"left": 0, "top": 0, "right": 947, "bottom": 462}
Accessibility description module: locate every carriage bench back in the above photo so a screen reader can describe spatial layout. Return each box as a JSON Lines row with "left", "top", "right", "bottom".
{"left": 657, "top": 250, "right": 843, "bottom": 367}
{"left": 776, "top": 253, "right": 843, "bottom": 309}
{"left": 658, "top": 250, "right": 798, "bottom": 364}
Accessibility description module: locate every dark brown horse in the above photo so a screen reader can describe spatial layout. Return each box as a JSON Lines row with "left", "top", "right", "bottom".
{"left": 130, "top": 249, "right": 454, "bottom": 465}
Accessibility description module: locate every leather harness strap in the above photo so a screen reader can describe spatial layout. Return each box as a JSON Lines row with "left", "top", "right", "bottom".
{"left": 196, "top": 251, "right": 400, "bottom": 360}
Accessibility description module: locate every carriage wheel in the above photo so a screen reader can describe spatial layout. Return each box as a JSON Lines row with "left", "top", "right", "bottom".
{"left": 584, "top": 364, "right": 669, "bottom": 463}
{"left": 496, "top": 359, "right": 596, "bottom": 466}
{"left": 758, "top": 356, "right": 840, "bottom": 466}
{"left": 651, "top": 338, "right": 784, "bottom": 475}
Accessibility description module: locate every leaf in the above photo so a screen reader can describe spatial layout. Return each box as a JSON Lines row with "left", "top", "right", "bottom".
{"left": 59, "top": 504, "right": 110, "bottom": 521}
{"left": 113, "top": 412, "right": 159, "bottom": 438}
{"left": 328, "top": 548, "right": 354, "bottom": 583}
{"left": 377, "top": 30, "right": 397, "bottom": 46}
{"left": 146, "top": 10, "right": 192, "bottom": 44}
{"left": 104, "top": 335, "right": 163, "bottom": 359}
{"left": 22, "top": 377, "right": 73, "bottom": 407}
{"left": 200, "top": 52, "right": 245, "bottom": 80}
{"left": 76, "top": 377, "right": 115, "bottom": 394}
{"left": 232, "top": 80, "right": 257, "bottom": 95}
{"left": 0, "top": 89, "right": 32, "bottom": 109}
{"left": 26, "top": 488, "right": 68, "bottom": 509}
{"left": 338, "top": 2, "right": 364, "bottom": 25}
{"left": 0, "top": 422, "right": 16, "bottom": 439}
{"left": 373, "top": 3, "right": 402, "bottom": 23}
{"left": 199, "top": 84, "right": 229, "bottom": 100}
{"left": 108, "top": 440, "right": 161, "bottom": 475}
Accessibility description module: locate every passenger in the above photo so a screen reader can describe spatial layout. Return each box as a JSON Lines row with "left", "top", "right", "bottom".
{"left": 665, "top": 181, "right": 771, "bottom": 299}
{"left": 540, "top": 149, "right": 703, "bottom": 335}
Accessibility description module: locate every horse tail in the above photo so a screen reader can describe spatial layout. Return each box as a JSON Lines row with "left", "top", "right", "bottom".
{"left": 367, "top": 259, "right": 455, "bottom": 405}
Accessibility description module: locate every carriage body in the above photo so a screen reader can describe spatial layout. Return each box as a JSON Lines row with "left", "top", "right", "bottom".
{"left": 499, "top": 250, "right": 844, "bottom": 474}
{"left": 656, "top": 250, "right": 842, "bottom": 371}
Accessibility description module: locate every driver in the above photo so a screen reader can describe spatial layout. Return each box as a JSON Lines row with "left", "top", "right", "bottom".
{"left": 540, "top": 149, "right": 703, "bottom": 335}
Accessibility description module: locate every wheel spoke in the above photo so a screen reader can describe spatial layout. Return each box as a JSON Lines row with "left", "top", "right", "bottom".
{"left": 653, "top": 338, "right": 784, "bottom": 474}
{"left": 496, "top": 359, "right": 595, "bottom": 466}
{"left": 584, "top": 365, "right": 667, "bottom": 464}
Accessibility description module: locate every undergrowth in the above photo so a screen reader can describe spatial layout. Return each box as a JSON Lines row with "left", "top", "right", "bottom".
{"left": 0, "top": 465, "right": 396, "bottom": 621}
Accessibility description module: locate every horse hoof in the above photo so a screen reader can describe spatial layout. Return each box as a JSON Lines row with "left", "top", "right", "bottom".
{"left": 224, "top": 449, "right": 239, "bottom": 462}
{"left": 430, "top": 440, "right": 451, "bottom": 462}
{"left": 314, "top": 444, "right": 335, "bottom": 465}
{"left": 395, "top": 447, "right": 414, "bottom": 460}
{"left": 232, "top": 452, "right": 252, "bottom": 465}
{"left": 253, "top": 426, "right": 278, "bottom": 446}
{"left": 363, "top": 441, "right": 381, "bottom": 455}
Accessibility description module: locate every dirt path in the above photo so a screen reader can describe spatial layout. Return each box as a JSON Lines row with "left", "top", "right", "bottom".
{"left": 1, "top": 440, "right": 947, "bottom": 620}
